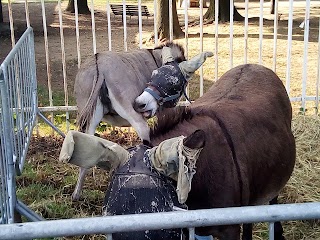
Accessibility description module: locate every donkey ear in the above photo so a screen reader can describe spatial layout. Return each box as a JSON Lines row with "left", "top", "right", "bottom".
{"left": 162, "top": 46, "right": 174, "bottom": 64}
{"left": 183, "top": 129, "right": 205, "bottom": 149}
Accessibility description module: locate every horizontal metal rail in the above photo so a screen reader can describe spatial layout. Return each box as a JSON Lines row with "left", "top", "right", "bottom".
{"left": 36, "top": 94, "right": 320, "bottom": 113}
{"left": 0, "top": 202, "right": 319, "bottom": 239}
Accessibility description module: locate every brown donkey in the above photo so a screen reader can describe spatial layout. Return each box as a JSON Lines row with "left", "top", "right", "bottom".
{"left": 146, "top": 64, "right": 296, "bottom": 239}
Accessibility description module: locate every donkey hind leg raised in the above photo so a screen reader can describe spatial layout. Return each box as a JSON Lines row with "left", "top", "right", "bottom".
{"left": 72, "top": 99, "right": 105, "bottom": 201}
{"left": 72, "top": 97, "right": 151, "bottom": 200}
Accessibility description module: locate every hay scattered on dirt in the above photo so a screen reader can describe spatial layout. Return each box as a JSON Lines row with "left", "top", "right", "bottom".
{"left": 284, "top": 115, "right": 320, "bottom": 204}
{"left": 277, "top": 115, "right": 320, "bottom": 240}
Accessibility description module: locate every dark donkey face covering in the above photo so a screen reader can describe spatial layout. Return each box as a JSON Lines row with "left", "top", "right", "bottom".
{"left": 134, "top": 47, "right": 213, "bottom": 116}
{"left": 146, "top": 61, "right": 188, "bottom": 108}
{"left": 103, "top": 145, "right": 187, "bottom": 240}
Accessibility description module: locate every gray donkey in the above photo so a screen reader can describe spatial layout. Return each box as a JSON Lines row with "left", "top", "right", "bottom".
{"left": 73, "top": 42, "right": 212, "bottom": 200}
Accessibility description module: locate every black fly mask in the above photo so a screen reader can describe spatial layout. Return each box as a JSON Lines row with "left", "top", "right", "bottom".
{"left": 144, "top": 61, "right": 190, "bottom": 108}
{"left": 103, "top": 144, "right": 186, "bottom": 240}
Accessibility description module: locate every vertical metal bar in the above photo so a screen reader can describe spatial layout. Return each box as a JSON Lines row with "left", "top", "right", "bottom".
{"left": 285, "top": 0, "right": 294, "bottom": 95}
{"left": 153, "top": 0, "right": 158, "bottom": 45}
{"left": 272, "top": 0, "right": 279, "bottom": 72}
{"left": 229, "top": 0, "right": 234, "bottom": 69}
{"left": 41, "top": 0, "right": 54, "bottom": 130}
{"left": 58, "top": 0, "right": 70, "bottom": 130}
{"left": 8, "top": 61, "right": 18, "bottom": 171}
{"left": 122, "top": 0, "right": 128, "bottom": 51}
{"left": 199, "top": 0, "right": 204, "bottom": 97}
{"left": 269, "top": 222, "right": 275, "bottom": 240}
{"left": 24, "top": 0, "right": 30, "bottom": 28}
{"left": 107, "top": 0, "right": 112, "bottom": 51}
{"left": 138, "top": 0, "right": 143, "bottom": 49}
{"left": 184, "top": 0, "right": 188, "bottom": 58}
{"left": 0, "top": 71, "right": 16, "bottom": 224}
{"left": 316, "top": 17, "right": 320, "bottom": 114}
{"left": 184, "top": 0, "right": 189, "bottom": 99}
{"left": 169, "top": 0, "right": 173, "bottom": 41}
{"left": 106, "top": 233, "right": 112, "bottom": 240}
{"left": 258, "top": 0, "right": 263, "bottom": 64}
{"left": 7, "top": 0, "right": 15, "bottom": 48}
{"left": 90, "top": 0, "right": 97, "bottom": 54}
{"left": 301, "top": 0, "right": 311, "bottom": 112}
{"left": 0, "top": 71, "right": 10, "bottom": 224}
{"left": 244, "top": 0, "right": 249, "bottom": 64}
{"left": 74, "top": 0, "right": 81, "bottom": 67}
{"left": 214, "top": 0, "right": 219, "bottom": 82}
{"left": 15, "top": 44, "right": 24, "bottom": 174}
{"left": 189, "top": 227, "right": 195, "bottom": 240}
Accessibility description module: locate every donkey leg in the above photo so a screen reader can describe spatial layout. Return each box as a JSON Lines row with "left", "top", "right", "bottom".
{"left": 72, "top": 167, "right": 89, "bottom": 201}
{"left": 242, "top": 224, "right": 252, "bottom": 240}
{"left": 126, "top": 113, "right": 150, "bottom": 144}
{"left": 219, "top": 225, "right": 241, "bottom": 240}
{"left": 72, "top": 100, "right": 104, "bottom": 201}
{"left": 270, "top": 196, "right": 285, "bottom": 240}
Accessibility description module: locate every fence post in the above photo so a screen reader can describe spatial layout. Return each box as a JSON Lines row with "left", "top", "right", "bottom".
{"left": 0, "top": 71, "right": 16, "bottom": 224}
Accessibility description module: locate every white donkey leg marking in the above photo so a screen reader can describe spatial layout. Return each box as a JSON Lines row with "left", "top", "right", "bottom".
{"left": 72, "top": 99, "right": 105, "bottom": 201}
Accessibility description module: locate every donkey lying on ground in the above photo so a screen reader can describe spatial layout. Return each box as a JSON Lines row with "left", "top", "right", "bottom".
{"left": 135, "top": 64, "right": 296, "bottom": 239}
{"left": 73, "top": 42, "right": 212, "bottom": 200}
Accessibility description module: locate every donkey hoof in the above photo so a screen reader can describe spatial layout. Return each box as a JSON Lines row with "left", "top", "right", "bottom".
{"left": 71, "top": 192, "right": 81, "bottom": 201}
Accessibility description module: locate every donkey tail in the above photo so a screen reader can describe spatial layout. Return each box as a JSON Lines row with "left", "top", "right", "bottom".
{"left": 76, "top": 53, "right": 104, "bottom": 133}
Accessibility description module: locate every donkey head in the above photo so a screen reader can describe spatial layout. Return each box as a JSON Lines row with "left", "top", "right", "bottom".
{"left": 134, "top": 47, "right": 213, "bottom": 118}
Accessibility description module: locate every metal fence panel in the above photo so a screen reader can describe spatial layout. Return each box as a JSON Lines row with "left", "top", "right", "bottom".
{"left": 0, "top": 27, "right": 42, "bottom": 224}
{"left": 0, "top": 27, "right": 37, "bottom": 175}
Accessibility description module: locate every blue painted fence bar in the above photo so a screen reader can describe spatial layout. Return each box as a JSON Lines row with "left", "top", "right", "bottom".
{"left": 0, "top": 202, "right": 319, "bottom": 239}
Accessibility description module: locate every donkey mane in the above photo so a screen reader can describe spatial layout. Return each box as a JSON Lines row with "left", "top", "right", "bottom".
{"left": 151, "top": 106, "right": 193, "bottom": 137}
{"left": 154, "top": 41, "right": 186, "bottom": 63}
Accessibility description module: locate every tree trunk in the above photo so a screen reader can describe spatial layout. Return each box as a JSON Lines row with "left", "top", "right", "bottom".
{"left": 66, "top": 0, "right": 90, "bottom": 14}
{"left": 0, "top": 0, "right": 3, "bottom": 23}
{"left": 156, "top": 0, "right": 184, "bottom": 40}
{"left": 204, "top": 0, "right": 244, "bottom": 22}
{"left": 270, "top": 0, "right": 275, "bottom": 14}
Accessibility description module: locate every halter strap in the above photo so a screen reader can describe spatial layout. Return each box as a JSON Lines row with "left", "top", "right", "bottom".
{"left": 145, "top": 87, "right": 182, "bottom": 106}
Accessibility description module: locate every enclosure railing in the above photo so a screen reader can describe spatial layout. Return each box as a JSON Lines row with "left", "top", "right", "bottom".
{"left": 0, "top": 27, "right": 38, "bottom": 224}
{"left": 0, "top": 27, "right": 57, "bottom": 224}
{"left": 0, "top": 202, "right": 319, "bottom": 240}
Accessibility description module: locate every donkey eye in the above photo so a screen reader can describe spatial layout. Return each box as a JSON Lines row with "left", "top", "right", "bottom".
{"left": 139, "top": 104, "right": 146, "bottom": 109}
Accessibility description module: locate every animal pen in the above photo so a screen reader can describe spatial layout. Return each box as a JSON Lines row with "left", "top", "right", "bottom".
{"left": 0, "top": 0, "right": 320, "bottom": 239}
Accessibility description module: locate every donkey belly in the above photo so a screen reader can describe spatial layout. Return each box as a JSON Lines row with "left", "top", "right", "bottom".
{"left": 103, "top": 114, "right": 131, "bottom": 127}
